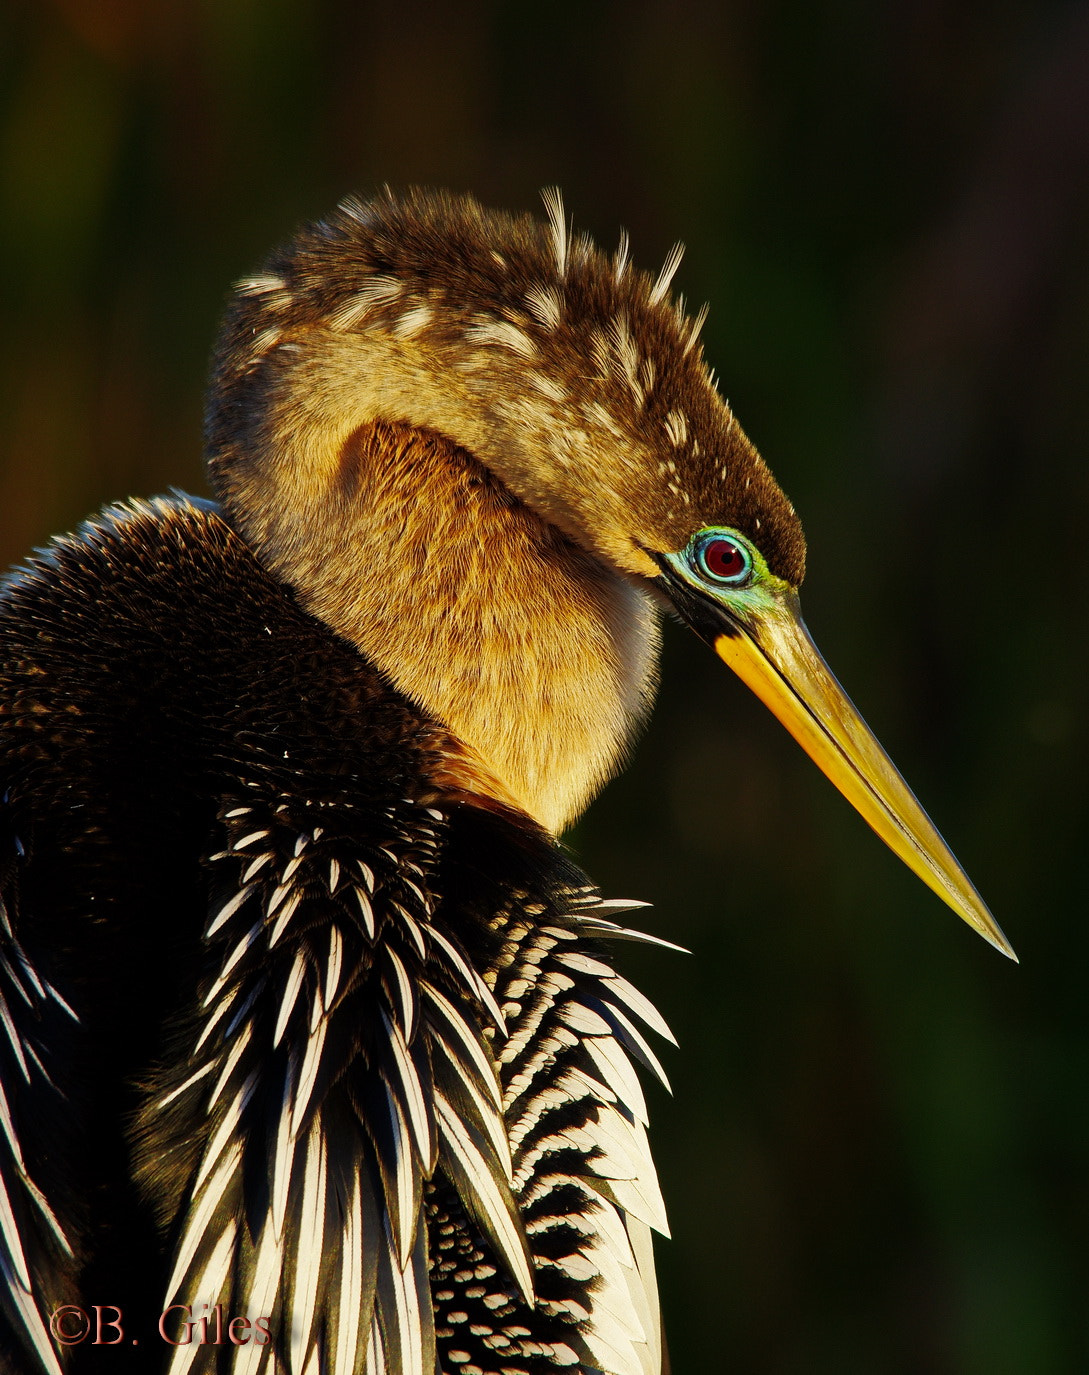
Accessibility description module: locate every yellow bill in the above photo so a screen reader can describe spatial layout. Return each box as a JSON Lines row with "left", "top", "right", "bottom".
{"left": 714, "top": 590, "right": 1016, "bottom": 960}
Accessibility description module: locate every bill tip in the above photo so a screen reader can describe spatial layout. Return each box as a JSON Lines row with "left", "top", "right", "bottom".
{"left": 980, "top": 922, "right": 1018, "bottom": 963}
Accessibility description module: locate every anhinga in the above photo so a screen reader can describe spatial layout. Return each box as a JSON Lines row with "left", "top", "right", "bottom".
{"left": 0, "top": 189, "right": 1013, "bottom": 1375}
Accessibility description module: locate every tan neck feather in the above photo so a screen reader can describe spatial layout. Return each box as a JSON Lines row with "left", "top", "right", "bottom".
{"left": 245, "top": 418, "right": 659, "bottom": 832}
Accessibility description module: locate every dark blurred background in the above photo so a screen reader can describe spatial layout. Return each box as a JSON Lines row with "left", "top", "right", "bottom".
{"left": 3, "top": 1, "right": 1088, "bottom": 1370}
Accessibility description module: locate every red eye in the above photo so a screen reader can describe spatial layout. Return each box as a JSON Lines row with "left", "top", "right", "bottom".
{"left": 697, "top": 535, "right": 751, "bottom": 584}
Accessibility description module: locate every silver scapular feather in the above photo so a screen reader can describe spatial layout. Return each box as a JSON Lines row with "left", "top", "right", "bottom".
{"left": 137, "top": 794, "right": 675, "bottom": 1375}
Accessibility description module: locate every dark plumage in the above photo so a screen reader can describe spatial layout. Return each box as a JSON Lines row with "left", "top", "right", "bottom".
{"left": 0, "top": 188, "right": 1007, "bottom": 1375}
{"left": 1, "top": 496, "right": 671, "bottom": 1374}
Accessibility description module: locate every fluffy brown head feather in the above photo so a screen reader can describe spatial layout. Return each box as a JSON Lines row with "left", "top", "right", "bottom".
{"left": 207, "top": 188, "right": 804, "bottom": 583}
{"left": 204, "top": 188, "right": 804, "bottom": 829}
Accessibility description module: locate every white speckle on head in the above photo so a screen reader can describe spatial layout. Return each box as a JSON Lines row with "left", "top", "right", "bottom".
{"left": 541, "top": 417, "right": 604, "bottom": 479}
{"left": 466, "top": 316, "right": 537, "bottom": 359}
{"left": 338, "top": 194, "right": 368, "bottom": 224}
{"left": 606, "top": 314, "right": 643, "bottom": 406}
{"left": 649, "top": 241, "right": 685, "bottom": 306}
{"left": 524, "top": 284, "right": 563, "bottom": 330}
{"left": 584, "top": 401, "right": 626, "bottom": 440}
{"left": 682, "top": 301, "right": 710, "bottom": 356}
{"left": 614, "top": 228, "right": 630, "bottom": 282}
{"left": 540, "top": 187, "right": 568, "bottom": 279}
{"left": 692, "top": 438, "right": 700, "bottom": 456}
{"left": 754, "top": 516, "right": 761, "bottom": 530}
{"left": 235, "top": 274, "right": 293, "bottom": 313}
{"left": 250, "top": 327, "right": 282, "bottom": 357}
{"left": 491, "top": 250, "right": 507, "bottom": 268}
{"left": 528, "top": 371, "right": 567, "bottom": 404}
{"left": 327, "top": 275, "right": 403, "bottom": 331}
{"left": 392, "top": 301, "right": 432, "bottom": 339}
{"left": 590, "top": 328, "right": 611, "bottom": 380}
{"left": 663, "top": 409, "right": 688, "bottom": 447}
{"left": 236, "top": 273, "right": 288, "bottom": 297}
{"left": 744, "top": 475, "right": 751, "bottom": 490}
{"left": 571, "top": 228, "right": 594, "bottom": 273}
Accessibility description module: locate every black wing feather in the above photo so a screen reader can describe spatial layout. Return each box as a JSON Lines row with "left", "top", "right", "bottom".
{"left": 0, "top": 797, "right": 81, "bottom": 1375}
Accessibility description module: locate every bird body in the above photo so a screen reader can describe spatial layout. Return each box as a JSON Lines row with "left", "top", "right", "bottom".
{"left": 0, "top": 188, "right": 1010, "bottom": 1374}
{"left": 0, "top": 494, "right": 670, "bottom": 1375}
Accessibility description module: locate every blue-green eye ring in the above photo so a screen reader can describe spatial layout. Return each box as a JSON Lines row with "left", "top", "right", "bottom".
{"left": 690, "top": 530, "right": 753, "bottom": 586}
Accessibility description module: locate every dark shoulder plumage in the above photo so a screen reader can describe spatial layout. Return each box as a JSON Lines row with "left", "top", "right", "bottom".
{"left": 2, "top": 495, "right": 435, "bottom": 791}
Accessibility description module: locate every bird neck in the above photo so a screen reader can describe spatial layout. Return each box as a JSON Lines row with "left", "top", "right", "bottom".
{"left": 228, "top": 416, "right": 659, "bottom": 833}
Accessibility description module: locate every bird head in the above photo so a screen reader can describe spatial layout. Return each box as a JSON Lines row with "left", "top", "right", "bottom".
{"left": 206, "top": 188, "right": 1012, "bottom": 959}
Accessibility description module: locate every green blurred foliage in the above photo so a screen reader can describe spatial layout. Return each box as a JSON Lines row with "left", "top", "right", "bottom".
{"left": 3, "top": 1, "right": 1089, "bottom": 1370}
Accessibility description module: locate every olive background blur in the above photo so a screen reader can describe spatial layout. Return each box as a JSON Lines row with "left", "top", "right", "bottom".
{"left": 3, "top": 2, "right": 1088, "bottom": 1371}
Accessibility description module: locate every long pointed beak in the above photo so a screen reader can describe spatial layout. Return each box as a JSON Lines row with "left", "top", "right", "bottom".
{"left": 712, "top": 590, "right": 1015, "bottom": 960}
